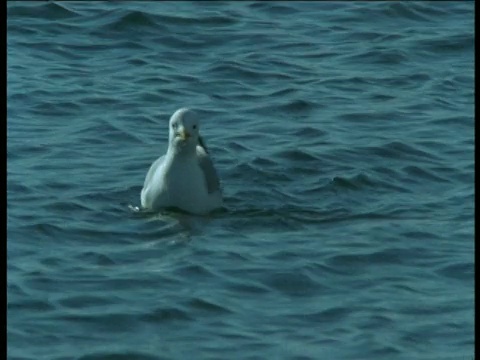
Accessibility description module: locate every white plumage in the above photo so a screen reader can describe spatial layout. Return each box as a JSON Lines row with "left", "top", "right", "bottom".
{"left": 140, "top": 108, "right": 223, "bottom": 215}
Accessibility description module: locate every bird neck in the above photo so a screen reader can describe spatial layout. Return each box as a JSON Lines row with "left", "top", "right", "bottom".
{"left": 167, "top": 142, "right": 196, "bottom": 159}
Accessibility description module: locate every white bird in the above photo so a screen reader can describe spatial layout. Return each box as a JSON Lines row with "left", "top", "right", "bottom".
{"left": 140, "top": 108, "right": 223, "bottom": 215}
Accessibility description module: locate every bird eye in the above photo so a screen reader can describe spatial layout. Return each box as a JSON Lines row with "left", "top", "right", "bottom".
{"left": 172, "top": 123, "right": 177, "bottom": 129}
{"left": 193, "top": 125, "right": 197, "bottom": 130}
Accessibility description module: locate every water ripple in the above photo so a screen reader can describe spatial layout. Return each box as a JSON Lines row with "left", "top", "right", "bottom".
{"left": 7, "top": 1, "right": 473, "bottom": 359}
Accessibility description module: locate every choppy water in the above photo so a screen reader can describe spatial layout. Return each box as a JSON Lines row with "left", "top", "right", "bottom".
{"left": 7, "top": 1, "right": 474, "bottom": 359}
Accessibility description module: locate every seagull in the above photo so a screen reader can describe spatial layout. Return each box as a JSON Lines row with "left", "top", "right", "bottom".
{"left": 140, "top": 108, "right": 223, "bottom": 215}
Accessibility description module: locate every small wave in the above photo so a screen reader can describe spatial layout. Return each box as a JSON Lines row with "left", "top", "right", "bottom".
{"left": 325, "top": 247, "right": 411, "bottom": 270}
{"left": 30, "top": 100, "right": 82, "bottom": 117}
{"left": 278, "top": 99, "right": 317, "bottom": 113}
{"left": 57, "top": 295, "right": 114, "bottom": 309}
{"left": 74, "top": 251, "right": 117, "bottom": 266}
{"left": 8, "top": 298, "right": 56, "bottom": 312}
{"left": 402, "top": 165, "right": 451, "bottom": 184}
{"left": 342, "top": 48, "right": 409, "bottom": 66}
{"left": 250, "top": 156, "right": 278, "bottom": 167}
{"left": 225, "top": 141, "right": 252, "bottom": 152}
{"left": 187, "top": 297, "right": 233, "bottom": 314}
{"left": 331, "top": 174, "right": 376, "bottom": 191}
{"left": 76, "top": 351, "right": 159, "bottom": 360}
{"left": 262, "top": 271, "right": 320, "bottom": 297}
{"left": 275, "top": 149, "right": 319, "bottom": 163}
{"left": 103, "top": 10, "right": 160, "bottom": 32}
{"left": 153, "top": 12, "right": 238, "bottom": 27}
{"left": 249, "top": 2, "right": 301, "bottom": 15}
{"left": 291, "top": 126, "right": 328, "bottom": 139}
{"left": 228, "top": 162, "right": 291, "bottom": 183}
{"left": 139, "top": 306, "right": 192, "bottom": 322}
{"left": 435, "top": 262, "right": 474, "bottom": 281}
{"left": 370, "top": 141, "right": 442, "bottom": 163}
{"left": 206, "top": 61, "right": 294, "bottom": 81}
{"left": 415, "top": 33, "right": 473, "bottom": 55}
{"left": 225, "top": 282, "right": 271, "bottom": 295}
{"left": 8, "top": 1, "right": 79, "bottom": 20}
{"left": 19, "top": 222, "right": 66, "bottom": 238}
{"left": 76, "top": 118, "right": 145, "bottom": 145}
{"left": 383, "top": 2, "right": 435, "bottom": 22}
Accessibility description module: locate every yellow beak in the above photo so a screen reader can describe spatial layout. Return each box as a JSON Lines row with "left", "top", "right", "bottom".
{"left": 178, "top": 128, "right": 190, "bottom": 140}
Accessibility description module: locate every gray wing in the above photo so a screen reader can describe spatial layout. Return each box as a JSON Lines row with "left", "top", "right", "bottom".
{"left": 196, "top": 142, "right": 221, "bottom": 194}
{"left": 143, "top": 155, "right": 166, "bottom": 188}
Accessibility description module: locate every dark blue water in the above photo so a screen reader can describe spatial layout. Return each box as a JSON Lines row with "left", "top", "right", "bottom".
{"left": 7, "top": 2, "right": 474, "bottom": 359}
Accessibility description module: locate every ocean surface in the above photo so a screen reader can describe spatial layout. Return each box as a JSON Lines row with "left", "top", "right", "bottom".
{"left": 7, "top": 1, "right": 474, "bottom": 359}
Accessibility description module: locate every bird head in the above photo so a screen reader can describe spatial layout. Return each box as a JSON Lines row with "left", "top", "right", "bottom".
{"left": 168, "top": 108, "right": 200, "bottom": 152}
